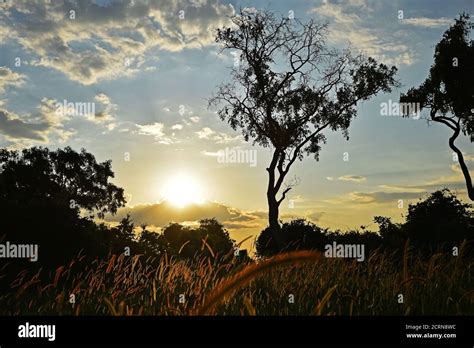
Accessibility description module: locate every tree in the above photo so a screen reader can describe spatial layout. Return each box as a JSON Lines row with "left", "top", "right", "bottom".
{"left": 112, "top": 214, "right": 135, "bottom": 242}
{"left": 403, "top": 189, "right": 473, "bottom": 251}
{"left": 0, "top": 146, "right": 125, "bottom": 218}
{"left": 0, "top": 146, "right": 126, "bottom": 265}
{"left": 373, "top": 189, "right": 473, "bottom": 253}
{"left": 373, "top": 215, "right": 405, "bottom": 250}
{"left": 400, "top": 14, "right": 474, "bottom": 201}
{"left": 159, "top": 219, "right": 235, "bottom": 259}
{"left": 256, "top": 219, "right": 329, "bottom": 258}
{"left": 139, "top": 225, "right": 164, "bottom": 255}
{"left": 196, "top": 218, "right": 235, "bottom": 257}
{"left": 210, "top": 9, "right": 398, "bottom": 248}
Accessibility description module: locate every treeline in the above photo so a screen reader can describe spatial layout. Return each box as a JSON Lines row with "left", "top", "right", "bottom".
{"left": 257, "top": 189, "right": 473, "bottom": 258}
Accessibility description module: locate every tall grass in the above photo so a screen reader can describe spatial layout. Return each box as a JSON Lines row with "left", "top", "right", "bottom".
{"left": 0, "top": 246, "right": 473, "bottom": 315}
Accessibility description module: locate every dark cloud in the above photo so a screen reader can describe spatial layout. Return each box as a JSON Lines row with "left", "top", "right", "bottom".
{"left": 0, "top": 109, "right": 48, "bottom": 141}
{"left": 0, "top": 98, "right": 73, "bottom": 144}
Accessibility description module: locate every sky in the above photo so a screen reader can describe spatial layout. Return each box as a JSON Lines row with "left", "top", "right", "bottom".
{"left": 0, "top": 0, "right": 472, "bottom": 251}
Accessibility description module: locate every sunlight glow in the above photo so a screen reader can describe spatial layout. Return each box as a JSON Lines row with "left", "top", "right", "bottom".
{"left": 162, "top": 174, "right": 205, "bottom": 207}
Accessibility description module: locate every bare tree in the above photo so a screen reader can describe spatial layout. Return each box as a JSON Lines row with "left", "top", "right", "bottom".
{"left": 210, "top": 9, "right": 398, "bottom": 248}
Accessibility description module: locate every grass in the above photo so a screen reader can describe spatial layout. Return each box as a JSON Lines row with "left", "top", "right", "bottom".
{"left": 0, "top": 244, "right": 473, "bottom": 315}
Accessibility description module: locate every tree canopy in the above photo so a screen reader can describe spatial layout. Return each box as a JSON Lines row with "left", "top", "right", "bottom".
{"left": 156, "top": 219, "right": 235, "bottom": 259}
{"left": 0, "top": 146, "right": 125, "bottom": 218}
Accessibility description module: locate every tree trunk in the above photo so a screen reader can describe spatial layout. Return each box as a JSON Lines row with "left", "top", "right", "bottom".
{"left": 266, "top": 149, "right": 286, "bottom": 250}
{"left": 449, "top": 126, "right": 474, "bottom": 201}
{"left": 267, "top": 192, "right": 285, "bottom": 249}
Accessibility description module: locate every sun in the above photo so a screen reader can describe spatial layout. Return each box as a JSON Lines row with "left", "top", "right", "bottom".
{"left": 162, "top": 174, "right": 204, "bottom": 207}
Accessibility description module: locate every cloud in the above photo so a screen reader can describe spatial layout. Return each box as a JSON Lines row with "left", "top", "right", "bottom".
{"left": 94, "top": 93, "right": 112, "bottom": 106}
{"left": 135, "top": 123, "right": 241, "bottom": 146}
{"left": 196, "top": 127, "right": 243, "bottom": 144}
{"left": 213, "top": 132, "right": 242, "bottom": 144}
{"left": 341, "top": 164, "right": 471, "bottom": 205}
{"left": 401, "top": 17, "right": 453, "bottom": 28}
{"left": 135, "top": 122, "right": 177, "bottom": 145}
{"left": 137, "top": 122, "right": 165, "bottom": 140}
{"left": 0, "top": 109, "right": 49, "bottom": 142}
{"left": 0, "top": 98, "right": 74, "bottom": 144}
{"left": 0, "top": 0, "right": 234, "bottom": 84}
{"left": 137, "top": 122, "right": 165, "bottom": 136}
{"left": 349, "top": 191, "right": 422, "bottom": 204}
{"left": 311, "top": 1, "right": 416, "bottom": 66}
{"left": 107, "top": 201, "right": 267, "bottom": 231}
{"left": 196, "top": 127, "right": 215, "bottom": 139}
{"left": 0, "top": 67, "right": 26, "bottom": 94}
{"left": 105, "top": 201, "right": 268, "bottom": 249}
{"left": 377, "top": 184, "right": 425, "bottom": 193}
{"left": 463, "top": 154, "right": 474, "bottom": 162}
{"left": 82, "top": 93, "right": 117, "bottom": 127}
{"left": 307, "top": 212, "right": 325, "bottom": 223}
{"left": 421, "top": 162, "right": 472, "bottom": 188}
{"left": 201, "top": 150, "right": 221, "bottom": 157}
{"left": 338, "top": 175, "right": 367, "bottom": 183}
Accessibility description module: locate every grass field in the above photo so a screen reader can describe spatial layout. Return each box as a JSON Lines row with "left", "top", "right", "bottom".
{"left": 1, "top": 243, "right": 473, "bottom": 316}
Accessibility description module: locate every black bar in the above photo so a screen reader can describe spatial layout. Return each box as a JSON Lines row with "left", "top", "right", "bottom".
{"left": 0, "top": 316, "right": 472, "bottom": 346}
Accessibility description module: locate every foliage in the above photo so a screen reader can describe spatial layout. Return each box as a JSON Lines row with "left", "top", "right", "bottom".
{"left": 157, "top": 219, "right": 235, "bottom": 259}
{"left": 0, "top": 146, "right": 125, "bottom": 218}
{"left": 404, "top": 189, "right": 473, "bottom": 250}
{"left": 256, "top": 219, "right": 329, "bottom": 257}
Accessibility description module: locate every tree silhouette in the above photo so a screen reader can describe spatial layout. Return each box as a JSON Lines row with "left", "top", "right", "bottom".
{"left": 210, "top": 9, "right": 399, "bottom": 247}
{"left": 139, "top": 224, "right": 164, "bottom": 255}
{"left": 256, "top": 219, "right": 329, "bottom": 258}
{"left": 403, "top": 189, "right": 473, "bottom": 251}
{"left": 159, "top": 219, "right": 235, "bottom": 259}
{"left": 0, "top": 146, "right": 125, "bottom": 218}
{"left": 400, "top": 14, "right": 474, "bottom": 201}
{"left": 373, "top": 215, "right": 405, "bottom": 250}
{"left": 0, "top": 146, "right": 125, "bottom": 266}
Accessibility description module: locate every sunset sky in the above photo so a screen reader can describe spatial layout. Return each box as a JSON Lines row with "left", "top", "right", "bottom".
{"left": 0, "top": 0, "right": 472, "bottom": 250}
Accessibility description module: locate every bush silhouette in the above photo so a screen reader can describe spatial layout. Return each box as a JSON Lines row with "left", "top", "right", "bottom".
{"left": 256, "top": 219, "right": 329, "bottom": 258}
{"left": 403, "top": 189, "right": 473, "bottom": 251}
{"left": 142, "top": 218, "right": 236, "bottom": 260}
